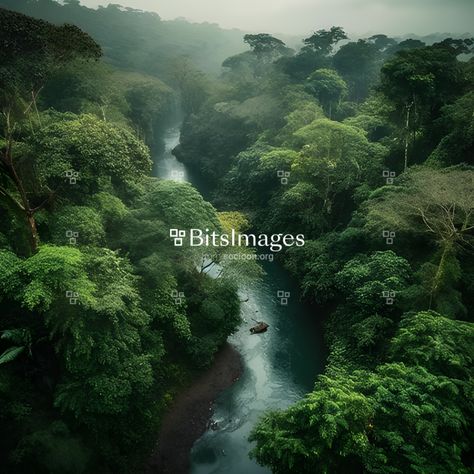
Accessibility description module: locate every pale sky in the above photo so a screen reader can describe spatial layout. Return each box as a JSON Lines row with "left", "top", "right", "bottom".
{"left": 77, "top": 0, "right": 474, "bottom": 36}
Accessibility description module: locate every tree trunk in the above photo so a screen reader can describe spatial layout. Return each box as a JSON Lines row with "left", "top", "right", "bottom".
{"left": 429, "top": 239, "right": 453, "bottom": 310}
{"left": 404, "top": 101, "right": 414, "bottom": 171}
{"left": 2, "top": 111, "right": 39, "bottom": 255}
{"left": 26, "top": 212, "right": 39, "bottom": 254}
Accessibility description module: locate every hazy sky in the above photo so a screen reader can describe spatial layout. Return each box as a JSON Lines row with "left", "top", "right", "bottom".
{"left": 78, "top": 0, "right": 474, "bottom": 36}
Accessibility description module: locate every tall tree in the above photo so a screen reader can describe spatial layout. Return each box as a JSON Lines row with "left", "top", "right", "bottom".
{"left": 380, "top": 42, "right": 469, "bottom": 168}
{"left": 365, "top": 168, "right": 474, "bottom": 313}
{"left": 305, "top": 68, "right": 348, "bottom": 117}
{"left": 333, "top": 40, "right": 381, "bottom": 102}
{"left": 302, "top": 26, "right": 347, "bottom": 56}
{"left": 0, "top": 9, "right": 101, "bottom": 254}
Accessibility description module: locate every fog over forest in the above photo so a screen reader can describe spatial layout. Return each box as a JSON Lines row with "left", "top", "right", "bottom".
{"left": 80, "top": 0, "right": 474, "bottom": 35}
{"left": 1, "top": 1, "right": 473, "bottom": 474}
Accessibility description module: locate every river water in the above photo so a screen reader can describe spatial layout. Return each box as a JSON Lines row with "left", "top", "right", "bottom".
{"left": 154, "top": 124, "right": 326, "bottom": 474}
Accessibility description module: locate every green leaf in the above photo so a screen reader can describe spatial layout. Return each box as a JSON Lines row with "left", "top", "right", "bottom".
{"left": 0, "top": 346, "right": 25, "bottom": 365}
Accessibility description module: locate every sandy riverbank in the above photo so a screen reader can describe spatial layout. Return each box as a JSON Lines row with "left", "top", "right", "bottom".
{"left": 147, "top": 342, "right": 243, "bottom": 474}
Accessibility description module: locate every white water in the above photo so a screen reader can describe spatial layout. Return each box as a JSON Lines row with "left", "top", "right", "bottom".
{"left": 154, "top": 124, "right": 188, "bottom": 182}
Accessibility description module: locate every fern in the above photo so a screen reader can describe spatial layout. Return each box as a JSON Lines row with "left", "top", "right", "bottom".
{"left": 0, "top": 346, "right": 25, "bottom": 365}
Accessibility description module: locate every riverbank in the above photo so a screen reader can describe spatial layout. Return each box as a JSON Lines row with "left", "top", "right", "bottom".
{"left": 147, "top": 343, "right": 243, "bottom": 474}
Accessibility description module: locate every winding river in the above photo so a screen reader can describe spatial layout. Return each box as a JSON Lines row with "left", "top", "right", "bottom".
{"left": 155, "top": 124, "right": 326, "bottom": 474}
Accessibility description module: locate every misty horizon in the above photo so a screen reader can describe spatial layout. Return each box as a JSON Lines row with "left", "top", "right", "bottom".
{"left": 78, "top": 0, "right": 474, "bottom": 37}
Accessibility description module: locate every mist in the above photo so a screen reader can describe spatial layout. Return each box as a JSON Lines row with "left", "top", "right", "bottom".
{"left": 79, "top": 0, "right": 474, "bottom": 35}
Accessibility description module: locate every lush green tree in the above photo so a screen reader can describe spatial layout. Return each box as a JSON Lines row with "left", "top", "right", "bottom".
{"left": 427, "top": 91, "right": 474, "bottom": 166}
{"left": 48, "top": 205, "right": 105, "bottom": 247}
{"left": 305, "top": 68, "right": 348, "bottom": 117}
{"left": 2, "top": 113, "right": 149, "bottom": 254}
{"left": 0, "top": 7, "right": 101, "bottom": 111}
{"left": 276, "top": 27, "right": 346, "bottom": 81}
{"left": 333, "top": 40, "right": 381, "bottom": 101}
{"left": 384, "top": 38, "right": 426, "bottom": 56}
{"left": 303, "top": 26, "right": 347, "bottom": 56}
{"left": 122, "top": 74, "right": 174, "bottom": 145}
{"left": 367, "top": 34, "right": 397, "bottom": 53}
{"left": 335, "top": 250, "right": 411, "bottom": 314}
{"left": 343, "top": 93, "right": 395, "bottom": 141}
{"left": 365, "top": 168, "right": 474, "bottom": 315}
{"left": 390, "top": 311, "right": 474, "bottom": 380}
{"left": 223, "top": 145, "right": 298, "bottom": 209}
{"left": 292, "top": 118, "right": 385, "bottom": 217}
{"left": 174, "top": 104, "right": 254, "bottom": 185}
{"left": 40, "top": 60, "right": 120, "bottom": 118}
{"left": 244, "top": 33, "right": 289, "bottom": 62}
{"left": 380, "top": 43, "right": 469, "bottom": 168}
{"left": 250, "top": 363, "right": 469, "bottom": 474}
{"left": 0, "top": 10, "right": 101, "bottom": 255}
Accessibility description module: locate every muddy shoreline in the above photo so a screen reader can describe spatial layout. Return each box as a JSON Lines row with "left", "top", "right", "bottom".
{"left": 147, "top": 343, "right": 243, "bottom": 474}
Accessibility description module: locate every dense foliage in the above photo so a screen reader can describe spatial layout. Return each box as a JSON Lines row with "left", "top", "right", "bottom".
{"left": 1, "top": 2, "right": 473, "bottom": 474}
{"left": 0, "top": 0, "right": 248, "bottom": 77}
{"left": 173, "top": 23, "right": 474, "bottom": 474}
{"left": 0, "top": 8, "right": 241, "bottom": 473}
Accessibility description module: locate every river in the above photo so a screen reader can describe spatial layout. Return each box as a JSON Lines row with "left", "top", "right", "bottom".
{"left": 154, "top": 123, "right": 326, "bottom": 474}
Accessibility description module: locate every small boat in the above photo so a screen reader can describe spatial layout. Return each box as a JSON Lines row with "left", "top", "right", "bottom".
{"left": 250, "top": 322, "right": 269, "bottom": 334}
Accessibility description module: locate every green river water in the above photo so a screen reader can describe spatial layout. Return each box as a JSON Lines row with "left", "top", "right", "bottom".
{"left": 156, "top": 124, "right": 326, "bottom": 474}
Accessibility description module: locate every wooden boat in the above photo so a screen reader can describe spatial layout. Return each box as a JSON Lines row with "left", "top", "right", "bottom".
{"left": 250, "top": 321, "right": 269, "bottom": 334}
